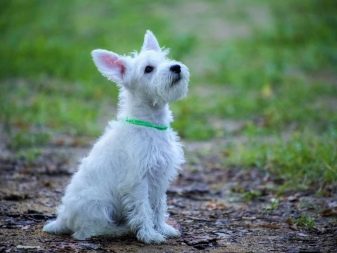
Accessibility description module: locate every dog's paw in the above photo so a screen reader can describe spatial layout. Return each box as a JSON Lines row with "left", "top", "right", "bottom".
{"left": 72, "top": 231, "right": 91, "bottom": 240}
{"left": 157, "top": 223, "right": 181, "bottom": 238}
{"left": 43, "top": 219, "right": 70, "bottom": 234}
{"left": 43, "top": 221, "right": 59, "bottom": 234}
{"left": 137, "top": 228, "right": 166, "bottom": 244}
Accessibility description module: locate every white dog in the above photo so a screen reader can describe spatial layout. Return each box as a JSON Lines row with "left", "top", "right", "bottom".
{"left": 43, "top": 30, "right": 189, "bottom": 244}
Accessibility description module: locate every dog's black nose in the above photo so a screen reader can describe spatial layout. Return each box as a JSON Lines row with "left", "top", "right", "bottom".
{"left": 170, "top": 64, "right": 181, "bottom": 74}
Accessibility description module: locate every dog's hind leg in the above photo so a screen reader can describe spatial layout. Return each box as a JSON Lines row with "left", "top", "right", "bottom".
{"left": 70, "top": 199, "right": 130, "bottom": 240}
{"left": 43, "top": 217, "right": 71, "bottom": 234}
{"left": 43, "top": 204, "right": 71, "bottom": 234}
{"left": 72, "top": 223, "right": 130, "bottom": 240}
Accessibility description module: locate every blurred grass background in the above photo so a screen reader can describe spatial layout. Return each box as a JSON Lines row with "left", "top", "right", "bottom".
{"left": 0, "top": 0, "right": 336, "bottom": 191}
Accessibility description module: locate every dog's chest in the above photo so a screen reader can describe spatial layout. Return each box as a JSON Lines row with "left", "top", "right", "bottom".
{"left": 137, "top": 131, "right": 180, "bottom": 175}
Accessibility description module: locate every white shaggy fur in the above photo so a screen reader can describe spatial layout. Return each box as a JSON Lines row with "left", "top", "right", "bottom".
{"left": 43, "top": 30, "right": 190, "bottom": 244}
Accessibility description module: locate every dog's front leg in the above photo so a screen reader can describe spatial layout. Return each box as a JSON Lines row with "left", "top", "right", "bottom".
{"left": 149, "top": 178, "right": 181, "bottom": 238}
{"left": 122, "top": 178, "right": 165, "bottom": 244}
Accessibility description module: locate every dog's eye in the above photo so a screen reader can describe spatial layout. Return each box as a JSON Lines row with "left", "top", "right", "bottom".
{"left": 144, "top": 65, "right": 154, "bottom": 74}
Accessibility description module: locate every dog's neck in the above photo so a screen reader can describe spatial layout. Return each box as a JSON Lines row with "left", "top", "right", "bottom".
{"left": 117, "top": 88, "right": 173, "bottom": 126}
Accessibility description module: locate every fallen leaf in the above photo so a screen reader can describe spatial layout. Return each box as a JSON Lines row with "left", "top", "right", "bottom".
{"left": 286, "top": 218, "right": 298, "bottom": 230}
{"left": 184, "top": 235, "right": 217, "bottom": 250}
{"left": 320, "top": 208, "right": 337, "bottom": 217}
{"left": 288, "top": 194, "right": 300, "bottom": 202}
{"left": 203, "top": 200, "right": 227, "bottom": 211}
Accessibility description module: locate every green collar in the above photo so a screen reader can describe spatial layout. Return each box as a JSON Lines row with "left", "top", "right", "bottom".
{"left": 124, "top": 118, "right": 169, "bottom": 131}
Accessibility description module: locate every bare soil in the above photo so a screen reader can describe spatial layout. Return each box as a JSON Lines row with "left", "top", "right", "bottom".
{"left": 0, "top": 137, "right": 336, "bottom": 253}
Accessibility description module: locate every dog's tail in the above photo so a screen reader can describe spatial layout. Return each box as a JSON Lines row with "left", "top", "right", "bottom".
{"left": 43, "top": 218, "right": 70, "bottom": 234}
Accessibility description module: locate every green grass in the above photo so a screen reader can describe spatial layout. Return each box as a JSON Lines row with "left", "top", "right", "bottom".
{"left": 0, "top": 0, "right": 336, "bottom": 190}
{"left": 242, "top": 190, "right": 263, "bottom": 202}
{"left": 226, "top": 129, "right": 337, "bottom": 190}
{"left": 294, "top": 214, "right": 316, "bottom": 230}
{"left": 9, "top": 131, "right": 50, "bottom": 150}
{"left": 265, "top": 198, "right": 280, "bottom": 211}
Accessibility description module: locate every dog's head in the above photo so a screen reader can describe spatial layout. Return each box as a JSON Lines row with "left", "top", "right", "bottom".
{"left": 91, "top": 30, "right": 189, "bottom": 105}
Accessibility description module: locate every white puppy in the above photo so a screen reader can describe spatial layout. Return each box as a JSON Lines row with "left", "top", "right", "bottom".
{"left": 43, "top": 30, "right": 190, "bottom": 244}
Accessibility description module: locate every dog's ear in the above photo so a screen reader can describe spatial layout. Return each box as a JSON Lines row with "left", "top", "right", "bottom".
{"left": 141, "top": 30, "right": 161, "bottom": 52}
{"left": 91, "top": 49, "right": 127, "bottom": 84}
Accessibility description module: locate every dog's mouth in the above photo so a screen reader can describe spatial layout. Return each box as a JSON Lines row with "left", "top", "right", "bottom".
{"left": 170, "top": 75, "right": 182, "bottom": 86}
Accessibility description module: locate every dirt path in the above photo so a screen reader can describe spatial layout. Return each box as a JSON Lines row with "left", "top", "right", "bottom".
{"left": 1, "top": 138, "right": 336, "bottom": 252}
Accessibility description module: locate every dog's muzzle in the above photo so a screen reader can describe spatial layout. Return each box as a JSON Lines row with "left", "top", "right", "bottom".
{"left": 170, "top": 64, "right": 181, "bottom": 74}
{"left": 171, "top": 75, "right": 181, "bottom": 86}
{"left": 169, "top": 64, "right": 183, "bottom": 86}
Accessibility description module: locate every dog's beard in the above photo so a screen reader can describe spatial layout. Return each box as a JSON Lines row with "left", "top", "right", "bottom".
{"left": 170, "top": 75, "right": 181, "bottom": 86}
{"left": 166, "top": 79, "right": 188, "bottom": 101}
{"left": 152, "top": 73, "right": 188, "bottom": 103}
